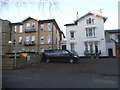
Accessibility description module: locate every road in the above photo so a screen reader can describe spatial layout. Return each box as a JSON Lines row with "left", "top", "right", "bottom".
{"left": 2, "top": 58, "right": 119, "bottom": 88}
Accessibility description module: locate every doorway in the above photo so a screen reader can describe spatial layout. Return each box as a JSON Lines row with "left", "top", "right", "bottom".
{"left": 62, "top": 45, "right": 66, "bottom": 50}
{"left": 108, "top": 48, "right": 113, "bottom": 57}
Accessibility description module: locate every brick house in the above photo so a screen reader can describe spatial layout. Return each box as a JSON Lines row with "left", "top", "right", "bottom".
{"left": 10, "top": 17, "right": 65, "bottom": 53}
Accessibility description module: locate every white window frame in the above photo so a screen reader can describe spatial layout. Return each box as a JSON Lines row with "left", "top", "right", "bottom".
{"left": 26, "top": 23, "right": 30, "bottom": 31}
{"left": 70, "top": 31, "right": 74, "bottom": 39}
{"left": 31, "top": 35, "right": 35, "bottom": 42}
{"left": 31, "top": 48, "right": 35, "bottom": 52}
{"left": 47, "top": 34, "right": 51, "bottom": 44}
{"left": 19, "top": 36, "right": 22, "bottom": 44}
{"left": 86, "top": 28, "right": 95, "bottom": 37}
{"left": 40, "top": 35, "right": 44, "bottom": 44}
{"left": 40, "top": 23, "right": 44, "bottom": 31}
{"left": 47, "top": 23, "right": 51, "bottom": 31}
{"left": 31, "top": 23, "right": 35, "bottom": 28}
{"left": 25, "top": 35, "right": 30, "bottom": 43}
{"left": 86, "top": 18, "right": 95, "bottom": 24}
{"left": 70, "top": 43, "right": 75, "bottom": 52}
{"left": 19, "top": 25, "right": 22, "bottom": 33}
{"left": 14, "top": 26, "right": 17, "bottom": 33}
{"left": 18, "top": 49, "right": 22, "bottom": 52}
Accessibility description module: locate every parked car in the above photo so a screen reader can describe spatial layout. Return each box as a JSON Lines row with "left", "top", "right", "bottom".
{"left": 43, "top": 49, "right": 79, "bottom": 63}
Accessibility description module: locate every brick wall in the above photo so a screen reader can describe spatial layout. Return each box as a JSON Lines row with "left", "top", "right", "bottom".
{"left": 2, "top": 53, "right": 43, "bottom": 70}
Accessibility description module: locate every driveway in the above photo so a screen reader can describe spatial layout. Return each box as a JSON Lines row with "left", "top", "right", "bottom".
{"left": 2, "top": 58, "right": 119, "bottom": 88}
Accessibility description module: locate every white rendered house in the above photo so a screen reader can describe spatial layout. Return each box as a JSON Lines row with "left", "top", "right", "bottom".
{"left": 65, "top": 12, "right": 108, "bottom": 57}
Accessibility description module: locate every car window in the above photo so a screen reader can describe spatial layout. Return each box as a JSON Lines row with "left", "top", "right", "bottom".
{"left": 62, "top": 50, "right": 69, "bottom": 54}
{"left": 61, "top": 50, "right": 70, "bottom": 56}
{"left": 53, "top": 50, "right": 61, "bottom": 55}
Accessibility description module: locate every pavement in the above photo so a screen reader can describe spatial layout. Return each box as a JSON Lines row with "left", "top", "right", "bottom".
{"left": 2, "top": 58, "right": 119, "bottom": 88}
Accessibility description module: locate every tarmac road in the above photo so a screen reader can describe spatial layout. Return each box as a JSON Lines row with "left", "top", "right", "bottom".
{"left": 2, "top": 58, "right": 119, "bottom": 88}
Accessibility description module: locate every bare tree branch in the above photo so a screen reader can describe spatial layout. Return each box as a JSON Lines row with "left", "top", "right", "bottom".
{"left": 0, "top": 0, "right": 61, "bottom": 16}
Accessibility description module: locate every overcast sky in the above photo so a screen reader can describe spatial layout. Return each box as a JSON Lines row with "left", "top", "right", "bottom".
{"left": 0, "top": 0, "right": 119, "bottom": 35}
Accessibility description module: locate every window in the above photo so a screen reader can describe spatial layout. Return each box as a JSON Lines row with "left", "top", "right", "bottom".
{"left": 12, "top": 49, "right": 15, "bottom": 53}
{"left": 86, "top": 18, "right": 95, "bottom": 24}
{"left": 53, "top": 50, "right": 61, "bottom": 55}
{"left": 19, "top": 36, "right": 22, "bottom": 44}
{"left": 118, "top": 34, "right": 120, "bottom": 42}
{"left": 86, "top": 19, "right": 89, "bottom": 24}
{"left": 18, "top": 49, "right": 22, "bottom": 52}
{"left": 70, "top": 31, "right": 74, "bottom": 39}
{"left": 90, "top": 43, "right": 93, "bottom": 53}
{"left": 14, "top": 26, "right": 17, "bottom": 33}
{"left": 31, "top": 48, "right": 35, "bottom": 52}
{"left": 26, "top": 23, "right": 30, "bottom": 31}
{"left": 40, "top": 35, "right": 44, "bottom": 44}
{"left": 86, "top": 28, "right": 95, "bottom": 37}
{"left": 47, "top": 34, "right": 51, "bottom": 44}
{"left": 85, "top": 43, "right": 88, "bottom": 51}
{"left": 89, "top": 18, "right": 91, "bottom": 24}
{"left": 32, "top": 23, "right": 35, "bottom": 28}
{"left": 40, "top": 48, "right": 44, "bottom": 52}
{"left": 19, "top": 25, "right": 22, "bottom": 33}
{"left": 31, "top": 35, "right": 35, "bottom": 42}
{"left": 48, "top": 23, "right": 51, "bottom": 31}
{"left": 92, "top": 19, "right": 94, "bottom": 24}
{"left": 31, "top": 23, "right": 35, "bottom": 31}
{"left": 62, "top": 50, "right": 69, "bottom": 54}
{"left": 25, "top": 35, "right": 30, "bottom": 44}
{"left": 25, "top": 49, "right": 30, "bottom": 52}
{"left": 13, "top": 38, "right": 16, "bottom": 45}
{"left": 40, "top": 23, "right": 44, "bottom": 31}
{"left": 70, "top": 43, "right": 75, "bottom": 52}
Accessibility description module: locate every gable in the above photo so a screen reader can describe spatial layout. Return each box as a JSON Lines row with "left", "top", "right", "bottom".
{"left": 22, "top": 17, "right": 38, "bottom": 23}
{"left": 75, "top": 12, "right": 107, "bottom": 23}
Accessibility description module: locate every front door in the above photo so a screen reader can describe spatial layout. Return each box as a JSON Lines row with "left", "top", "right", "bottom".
{"left": 62, "top": 45, "right": 66, "bottom": 50}
{"left": 108, "top": 49, "right": 113, "bottom": 57}
{"left": 95, "top": 45, "right": 98, "bottom": 53}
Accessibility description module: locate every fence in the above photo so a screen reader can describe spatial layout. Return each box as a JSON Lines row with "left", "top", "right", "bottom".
{"left": 2, "top": 53, "right": 43, "bottom": 70}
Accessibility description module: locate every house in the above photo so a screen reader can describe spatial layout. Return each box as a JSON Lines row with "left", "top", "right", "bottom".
{"left": 105, "top": 29, "right": 120, "bottom": 57}
{"left": 65, "top": 12, "right": 107, "bottom": 57}
{"left": 10, "top": 17, "right": 65, "bottom": 53}
{"left": 0, "top": 19, "right": 11, "bottom": 56}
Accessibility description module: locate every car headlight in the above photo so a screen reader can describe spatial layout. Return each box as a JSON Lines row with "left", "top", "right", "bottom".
{"left": 74, "top": 55, "right": 77, "bottom": 58}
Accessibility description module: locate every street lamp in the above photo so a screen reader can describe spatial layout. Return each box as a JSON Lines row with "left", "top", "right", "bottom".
{"left": 8, "top": 40, "right": 17, "bottom": 68}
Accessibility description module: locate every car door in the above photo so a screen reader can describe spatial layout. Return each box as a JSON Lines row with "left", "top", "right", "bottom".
{"left": 52, "top": 50, "right": 62, "bottom": 61}
{"left": 61, "top": 50, "right": 71, "bottom": 61}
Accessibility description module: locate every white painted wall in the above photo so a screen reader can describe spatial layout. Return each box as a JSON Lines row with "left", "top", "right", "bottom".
{"left": 66, "top": 14, "right": 107, "bottom": 56}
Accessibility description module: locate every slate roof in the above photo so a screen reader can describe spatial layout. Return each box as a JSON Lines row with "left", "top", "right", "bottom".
{"left": 105, "top": 29, "right": 120, "bottom": 33}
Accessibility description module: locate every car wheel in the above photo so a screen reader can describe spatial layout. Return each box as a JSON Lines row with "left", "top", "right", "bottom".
{"left": 70, "top": 59, "right": 74, "bottom": 63}
{"left": 46, "top": 59, "right": 50, "bottom": 63}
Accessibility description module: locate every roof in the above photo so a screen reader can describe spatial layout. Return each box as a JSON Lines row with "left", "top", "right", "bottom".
{"left": 65, "top": 12, "right": 107, "bottom": 26}
{"left": 11, "top": 22, "right": 23, "bottom": 25}
{"left": 75, "top": 12, "right": 107, "bottom": 23}
{"left": 39, "top": 19, "right": 55, "bottom": 22}
{"left": 22, "top": 17, "right": 38, "bottom": 22}
{"left": 105, "top": 29, "right": 120, "bottom": 33}
{"left": 64, "top": 23, "right": 77, "bottom": 26}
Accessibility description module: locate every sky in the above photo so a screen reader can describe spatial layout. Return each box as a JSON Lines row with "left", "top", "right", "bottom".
{"left": 0, "top": 0, "right": 119, "bottom": 35}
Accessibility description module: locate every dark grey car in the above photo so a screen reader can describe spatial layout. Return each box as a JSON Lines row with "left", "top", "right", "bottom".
{"left": 43, "top": 49, "right": 79, "bottom": 63}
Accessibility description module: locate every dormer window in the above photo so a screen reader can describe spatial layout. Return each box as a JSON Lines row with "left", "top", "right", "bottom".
{"left": 86, "top": 18, "right": 95, "bottom": 24}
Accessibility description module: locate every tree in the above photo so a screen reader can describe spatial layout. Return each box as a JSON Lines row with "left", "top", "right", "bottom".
{"left": 0, "top": 0, "right": 60, "bottom": 16}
